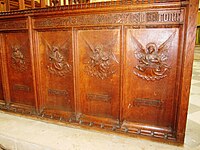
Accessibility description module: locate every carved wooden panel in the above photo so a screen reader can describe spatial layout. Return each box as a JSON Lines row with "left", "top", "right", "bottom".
{"left": 33, "top": 10, "right": 184, "bottom": 29}
{"left": 0, "top": 19, "right": 28, "bottom": 31}
{"left": 0, "top": 68, "right": 4, "bottom": 100}
{"left": 4, "top": 32, "right": 35, "bottom": 106}
{"left": 76, "top": 27, "right": 121, "bottom": 126}
{"left": 37, "top": 30, "right": 75, "bottom": 115}
{"left": 122, "top": 27, "right": 180, "bottom": 130}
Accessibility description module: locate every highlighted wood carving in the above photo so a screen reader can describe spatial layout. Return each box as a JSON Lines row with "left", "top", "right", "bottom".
{"left": 43, "top": 38, "right": 71, "bottom": 77}
{"left": 131, "top": 31, "right": 176, "bottom": 81}
{"left": 83, "top": 39, "right": 119, "bottom": 80}
{"left": 11, "top": 47, "right": 27, "bottom": 72}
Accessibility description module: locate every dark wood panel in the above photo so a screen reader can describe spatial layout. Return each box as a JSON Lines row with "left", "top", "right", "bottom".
{"left": 4, "top": 32, "right": 35, "bottom": 106}
{"left": 76, "top": 27, "right": 121, "bottom": 126}
{"left": 37, "top": 30, "right": 75, "bottom": 116}
{"left": 122, "top": 27, "right": 180, "bottom": 129}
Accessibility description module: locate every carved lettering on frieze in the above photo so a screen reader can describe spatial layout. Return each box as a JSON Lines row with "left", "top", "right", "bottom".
{"left": 131, "top": 31, "right": 176, "bottom": 81}
{"left": 11, "top": 47, "right": 27, "bottom": 72}
{"left": 0, "top": 21, "right": 27, "bottom": 30}
{"left": 42, "top": 37, "right": 72, "bottom": 77}
{"left": 48, "top": 89, "right": 68, "bottom": 96}
{"left": 34, "top": 10, "right": 183, "bottom": 28}
{"left": 83, "top": 38, "right": 119, "bottom": 79}
{"left": 87, "top": 93, "right": 111, "bottom": 102}
{"left": 133, "top": 98, "right": 163, "bottom": 108}
{"left": 13, "top": 84, "right": 30, "bottom": 92}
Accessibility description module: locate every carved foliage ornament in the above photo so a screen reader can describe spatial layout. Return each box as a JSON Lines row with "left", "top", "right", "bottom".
{"left": 83, "top": 37, "right": 119, "bottom": 79}
{"left": 42, "top": 38, "right": 72, "bottom": 77}
{"left": 131, "top": 31, "right": 176, "bottom": 81}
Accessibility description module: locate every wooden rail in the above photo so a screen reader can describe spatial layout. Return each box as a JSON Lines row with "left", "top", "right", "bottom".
{"left": 0, "top": 0, "right": 183, "bottom": 12}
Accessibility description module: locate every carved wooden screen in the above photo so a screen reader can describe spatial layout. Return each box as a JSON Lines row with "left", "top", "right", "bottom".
{"left": 0, "top": 0, "right": 198, "bottom": 145}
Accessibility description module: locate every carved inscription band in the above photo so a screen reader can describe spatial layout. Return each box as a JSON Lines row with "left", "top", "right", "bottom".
{"left": 0, "top": 21, "right": 27, "bottom": 30}
{"left": 34, "top": 10, "right": 183, "bottom": 28}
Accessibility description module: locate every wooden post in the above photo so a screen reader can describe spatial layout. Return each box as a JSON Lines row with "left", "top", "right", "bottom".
{"left": 31, "top": 0, "right": 35, "bottom": 8}
{"left": 19, "top": 0, "right": 25, "bottom": 10}
{"left": 5, "top": 0, "right": 10, "bottom": 11}
{"left": 41, "top": 0, "right": 47, "bottom": 7}
{"left": 0, "top": 1, "right": 5, "bottom": 11}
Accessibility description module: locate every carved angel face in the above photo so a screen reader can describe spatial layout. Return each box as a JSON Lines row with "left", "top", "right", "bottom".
{"left": 146, "top": 43, "right": 157, "bottom": 54}
{"left": 52, "top": 46, "right": 59, "bottom": 52}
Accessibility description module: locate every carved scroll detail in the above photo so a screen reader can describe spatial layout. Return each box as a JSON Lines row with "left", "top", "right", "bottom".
{"left": 11, "top": 47, "right": 27, "bottom": 72}
{"left": 131, "top": 31, "right": 176, "bottom": 81}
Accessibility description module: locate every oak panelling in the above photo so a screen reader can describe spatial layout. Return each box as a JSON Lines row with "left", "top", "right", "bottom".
{"left": 36, "top": 29, "right": 75, "bottom": 118}
{"left": 0, "top": 69, "right": 4, "bottom": 101}
{"left": 4, "top": 31, "right": 36, "bottom": 107}
{"left": 122, "top": 27, "right": 180, "bottom": 133}
{"left": 0, "top": 0, "right": 198, "bottom": 144}
{"left": 75, "top": 27, "right": 121, "bottom": 127}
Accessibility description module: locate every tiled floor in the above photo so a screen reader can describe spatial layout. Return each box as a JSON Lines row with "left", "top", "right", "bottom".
{"left": 0, "top": 61, "right": 199, "bottom": 150}
{"left": 186, "top": 60, "right": 200, "bottom": 149}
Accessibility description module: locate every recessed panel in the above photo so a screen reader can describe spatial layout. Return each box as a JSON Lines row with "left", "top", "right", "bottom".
{"left": 123, "top": 28, "right": 180, "bottom": 128}
{"left": 5, "top": 32, "right": 35, "bottom": 106}
{"left": 77, "top": 27, "right": 121, "bottom": 124}
{"left": 38, "top": 30, "right": 74, "bottom": 112}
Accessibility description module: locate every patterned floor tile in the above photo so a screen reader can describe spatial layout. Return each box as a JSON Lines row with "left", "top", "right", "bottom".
{"left": 190, "top": 95, "right": 200, "bottom": 107}
{"left": 188, "top": 103, "right": 200, "bottom": 114}
{"left": 190, "top": 85, "right": 200, "bottom": 94}
{"left": 185, "top": 120, "right": 200, "bottom": 148}
{"left": 192, "top": 76, "right": 200, "bottom": 81}
{"left": 191, "top": 79, "right": 200, "bottom": 84}
{"left": 188, "top": 111, "right": 200, "bottom": 125}
{"left": 193, "top": 82, "right": 200, "bottom": 87}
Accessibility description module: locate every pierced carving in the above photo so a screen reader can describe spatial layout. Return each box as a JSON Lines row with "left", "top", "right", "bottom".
{"left": 83, "top": 38, "right": 119, "bottom": 79}
{"left": 11, "top": 47, "right": 27, "bottom": 72}
{"left": 130, "top": 31, "right": 176, "bottom": 81}
{"left": 42, "top": 38, "right": 72, "bottom": 77}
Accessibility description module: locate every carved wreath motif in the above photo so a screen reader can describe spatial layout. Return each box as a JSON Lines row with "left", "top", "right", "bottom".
{"left": 131, "top": 31, "right": 176, "bottom": 81}
{"left": 42, "top": 37, "right": 71, "bottom": 77}
{"left": 11, "top": 47, "right": 27, "bottom": 72}
{"left": 83, "top": 39, "right": 119, "bottom": 79}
